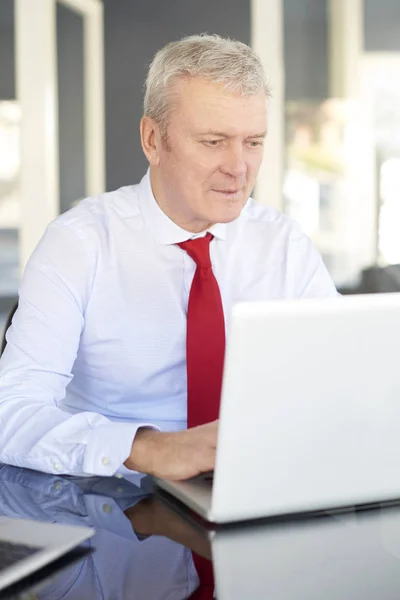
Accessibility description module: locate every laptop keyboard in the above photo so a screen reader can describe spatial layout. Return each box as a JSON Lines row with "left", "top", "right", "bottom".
{"left": 0, "top": 540, "right": 40, "bottom": 573}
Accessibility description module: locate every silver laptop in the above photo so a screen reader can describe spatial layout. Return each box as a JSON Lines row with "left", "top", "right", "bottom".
{"left": 0, "top": 517, "right": 94, "bottom": 592}
{"left": 155, "top": 293, "right": 400, "bottom": 523}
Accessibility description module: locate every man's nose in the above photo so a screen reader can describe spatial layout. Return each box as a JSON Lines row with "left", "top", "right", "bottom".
{"left": 219, "top": 144, "right": 247, "bottom": 179}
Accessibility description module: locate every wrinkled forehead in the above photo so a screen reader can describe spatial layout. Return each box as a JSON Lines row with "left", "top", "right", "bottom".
{"left": 166, "top": 76, "right": 268, "bottom": 135}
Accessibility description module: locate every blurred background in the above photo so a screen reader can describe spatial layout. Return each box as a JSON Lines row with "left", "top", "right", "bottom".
{"left": 1, "top": 0, "right": 400, "bottom": 332}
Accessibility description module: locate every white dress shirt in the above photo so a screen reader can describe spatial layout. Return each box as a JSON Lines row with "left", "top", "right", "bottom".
{"left": 0, "top": 170, "right": 338, "bottom": 476}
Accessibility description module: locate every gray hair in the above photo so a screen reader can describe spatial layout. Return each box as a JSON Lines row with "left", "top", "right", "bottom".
{"left": 143, "top": 33, "right": 270, "bottom": 137}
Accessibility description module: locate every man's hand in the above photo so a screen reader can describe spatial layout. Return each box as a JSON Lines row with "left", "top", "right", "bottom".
{"left": 124, "top": 421, "right": 218, "bottom": 480}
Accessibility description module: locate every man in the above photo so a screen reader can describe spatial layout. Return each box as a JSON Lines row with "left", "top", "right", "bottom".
{"left": 0, "top": 34, "right": 337, "bottom": 480}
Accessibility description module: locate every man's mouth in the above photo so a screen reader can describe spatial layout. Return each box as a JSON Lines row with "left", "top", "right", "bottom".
{"left": 212, "top": 188, "right": 241, "bottom": 196}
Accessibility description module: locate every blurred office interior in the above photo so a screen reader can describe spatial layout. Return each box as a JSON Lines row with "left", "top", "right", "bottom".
{"left": 1, "top": 0, "right": 400, "bottom": 333}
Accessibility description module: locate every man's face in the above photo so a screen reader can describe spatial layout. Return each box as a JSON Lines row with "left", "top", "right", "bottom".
{"left": 145, "top": 77, "right": 268, "bottom": 232}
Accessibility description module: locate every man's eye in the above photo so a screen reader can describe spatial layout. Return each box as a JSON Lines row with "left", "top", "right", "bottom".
{"left": 203, "top": 140, "right": 221, "bottom": 147}
{"left": 248, "top": 140, "right": 263, "bottom": 148}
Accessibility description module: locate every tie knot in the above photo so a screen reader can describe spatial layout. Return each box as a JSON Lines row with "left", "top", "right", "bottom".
{"left": 178, "top": 232, "right": 213, "bottom": 268}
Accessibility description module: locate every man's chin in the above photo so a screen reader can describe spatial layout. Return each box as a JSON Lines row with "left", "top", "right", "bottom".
{"left": 220, "top": 200, "right": 248, "bottom": 222}
{"left": 211, "top": 208, "right": 244, "bottom": 225}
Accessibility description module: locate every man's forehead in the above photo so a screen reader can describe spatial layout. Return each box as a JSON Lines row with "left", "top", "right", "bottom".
{"left": 166, "top": 77, "right": 268, "bottom": 135}
{"left": 171, "top": 75, "right": 267, "bottom": 105}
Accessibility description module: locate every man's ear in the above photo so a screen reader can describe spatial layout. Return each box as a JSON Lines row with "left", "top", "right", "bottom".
{"left": 140, "top": 116, "right": 162, "bottom": 166}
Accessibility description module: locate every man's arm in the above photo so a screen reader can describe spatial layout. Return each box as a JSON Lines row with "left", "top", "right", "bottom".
{"left": 0, "top": 221, "right": 216, "bottom": 478}
{"left": 288, "top": 223, "right": 339, "bottom": 299}
{"left": 0, "top": 222, "right": 144, "bottom": 475}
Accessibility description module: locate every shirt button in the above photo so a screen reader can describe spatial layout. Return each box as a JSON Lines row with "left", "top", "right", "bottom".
{"left": 115, "top": 473, "right": 124, "bottom": 479}
{"left": 116, "top": 486, "right": 124, "bottom": 493}
{"left": 53, "top": 482, "right": 61, "bottom": 491}
{"left": 102, "top": 504, "right": 112, "bottom": 514}
{"left": 101, "top": 456, "right": 110, "bottom": 466}
{"left": 53, "top": 462, "right": 62, "bottom": 471}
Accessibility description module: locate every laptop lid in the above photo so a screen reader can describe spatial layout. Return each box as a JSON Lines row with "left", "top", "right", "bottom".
{"left": 211, "top": 293, "right": 400, "bottom": 521}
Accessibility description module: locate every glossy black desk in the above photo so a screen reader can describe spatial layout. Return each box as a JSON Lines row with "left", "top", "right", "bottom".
{"left": 1, "top": 463, "right": 400, "bottom": 599}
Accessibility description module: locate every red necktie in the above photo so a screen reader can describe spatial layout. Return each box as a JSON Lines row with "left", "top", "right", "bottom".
{"left": 178, "top": 232, "right": 225, "bottom": 428}
{"left": 178, "top": 232, "right": 225, "bottom": 600}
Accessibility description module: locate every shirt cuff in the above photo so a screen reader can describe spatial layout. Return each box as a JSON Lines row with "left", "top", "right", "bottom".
{"left": 83, "top": 422, "right": 159, "bottom": 477}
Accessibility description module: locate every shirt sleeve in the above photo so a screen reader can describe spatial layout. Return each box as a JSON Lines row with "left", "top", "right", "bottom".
{"left": 0, "top": 221, "right": 157, "bottom": 477}
{"left": 288, "top": 223, "right": 339, "bottom": 299}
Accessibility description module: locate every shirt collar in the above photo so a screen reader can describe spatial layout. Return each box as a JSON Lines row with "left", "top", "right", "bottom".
{"left": 137, "top": 169, "right": 228, "bottom": 245}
